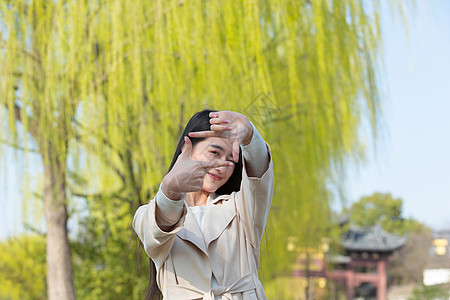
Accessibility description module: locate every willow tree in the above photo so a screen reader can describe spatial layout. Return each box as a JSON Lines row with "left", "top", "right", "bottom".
{"left": 0, "top": 0, "right": 412, "bottom": 298}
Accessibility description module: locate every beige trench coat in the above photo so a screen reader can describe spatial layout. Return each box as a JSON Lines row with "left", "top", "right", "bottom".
{"left": 133, "top": 144, "right": 273, "bottom": 300}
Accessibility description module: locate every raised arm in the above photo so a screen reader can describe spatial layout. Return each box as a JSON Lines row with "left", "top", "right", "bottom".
{"left": 238, "top": 125, "right": 273, "bottom": 247}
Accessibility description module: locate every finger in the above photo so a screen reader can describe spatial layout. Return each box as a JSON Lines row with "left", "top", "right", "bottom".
{"left": 210, "top": 124, "right": 232, "bottom": 131}
{"left": 200, "top": 159, "right": 234, "bottom": 169}
{"left": 232, "top": 142, "right": 240, "bottom": 162}
{"left": 188, "top": 131, "right": 217, "bottom": 138}
{"left": 210, "top": 117, "right": 230, "bottom": 125}
{"left": 209, "top": 111, "right": 231, "bottom": 118}
{"left": 209, "top": 112, "right": 220, "bottom": 118}
{"left": 181, "top": 136, "right": 192, "bottom": 154}
{"left": 210, "top": 110, "right": 234, "bottom": 121}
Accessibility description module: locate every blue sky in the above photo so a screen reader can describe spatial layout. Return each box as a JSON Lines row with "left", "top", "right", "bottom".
{"left": 1, "top": 1, "right": 450, "bottom": 238}
{"left": 345, "top": 0, "right": 450, "bottom": 229}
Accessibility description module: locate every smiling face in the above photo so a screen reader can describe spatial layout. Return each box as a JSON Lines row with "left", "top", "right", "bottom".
{"left": 189, "top": 137, "right": 236, "bottom": 193}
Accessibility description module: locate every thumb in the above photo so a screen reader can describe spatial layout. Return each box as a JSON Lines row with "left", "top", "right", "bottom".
{"left": 181, "top": 136, "right": 193, "bottom": 155}
{"left": 232, "top": 141, "right": 240, "bottom": 162}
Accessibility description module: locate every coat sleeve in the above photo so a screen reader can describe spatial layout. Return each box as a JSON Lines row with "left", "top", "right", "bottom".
{"left": 132, "top": 189, "right": 187, "bottom": 268}
{"left": 235, "top": 126, "right": 274, "bottom": 248}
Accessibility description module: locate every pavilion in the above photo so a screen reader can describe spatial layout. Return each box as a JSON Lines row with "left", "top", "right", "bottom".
{"left": 329, "top": 224, "right": 407, "bottom": 300}
{"left": 292, "top": 223, "right": 407, "bottom": 300}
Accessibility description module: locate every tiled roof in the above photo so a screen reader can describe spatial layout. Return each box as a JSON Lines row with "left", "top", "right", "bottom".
{"left": 342, "top": 223, "right": 407, "bottom": 252}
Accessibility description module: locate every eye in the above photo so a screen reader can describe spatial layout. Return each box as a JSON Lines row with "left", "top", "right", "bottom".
{"left": 210, "top": 150, "right": 220, "bottom": 156}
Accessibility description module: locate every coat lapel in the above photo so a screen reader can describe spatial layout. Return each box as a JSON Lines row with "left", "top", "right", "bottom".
{"left": 203, "top": 194, "right": 236, "bottom": 247}
{"left": 177, "top": 205, "right": 208, "bottom": 255}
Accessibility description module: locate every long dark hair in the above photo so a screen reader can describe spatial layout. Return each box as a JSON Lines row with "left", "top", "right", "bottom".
{"left": 145, "top": 109, "right": 243, "bottom": 299}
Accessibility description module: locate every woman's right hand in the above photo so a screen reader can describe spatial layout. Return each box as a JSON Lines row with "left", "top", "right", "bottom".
{"left": 161, "top": 136, "right": 233, "bottom": 200}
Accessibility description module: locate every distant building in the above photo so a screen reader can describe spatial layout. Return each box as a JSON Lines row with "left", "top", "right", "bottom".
{"left": 423, "top": 230, "right": 450, "bottom": 286}
{"left": 292, "top": 224, "right": 406, "bottom": 300}
{"left": 330, "top": 224, "right": 406, "bottom": 300}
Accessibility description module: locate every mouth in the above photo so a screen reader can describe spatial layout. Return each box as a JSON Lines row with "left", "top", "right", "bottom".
{"left": 208, "top": 172, "right": 223, "bottom": 181}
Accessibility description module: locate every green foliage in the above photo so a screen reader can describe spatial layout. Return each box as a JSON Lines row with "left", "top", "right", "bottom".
{"left": 0, "top": 0, "right": 414, "bottom": 297}
{"left": 0, "top": 235, "right": 46, "bottom": 300}
{"left": 348, "top": 192, "right": 423, "bottom": 235}
{"left": 71, "top": 196, "right": 150, "bottom": 300}
{"left": 409, "top": 284, "right": 449, "bottom": 300}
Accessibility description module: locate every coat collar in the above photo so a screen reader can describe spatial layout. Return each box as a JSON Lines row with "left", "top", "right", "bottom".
{"left": 177, "top": 205, "right": 208, "bottom": 255}
{"left": 208, "top": 192, "right": 229, "bottom": 204}
{"left": 204, "top": 195, "right": 236, "bottom": 246}
{"left": 176, "top": 193, "right": 236, "bottom": 255}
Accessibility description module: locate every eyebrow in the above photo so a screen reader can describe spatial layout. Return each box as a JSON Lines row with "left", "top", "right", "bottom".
{"left": 209, "top": 144, "right": 233, "bottom": 160}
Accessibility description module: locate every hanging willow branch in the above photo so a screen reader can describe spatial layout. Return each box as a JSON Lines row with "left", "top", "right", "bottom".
{"left": 0, "top": 0, "right": 414, "bottom": 296}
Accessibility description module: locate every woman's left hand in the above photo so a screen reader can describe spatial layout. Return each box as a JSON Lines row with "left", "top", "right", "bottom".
{"left": 188, "top": 111, "right": 253, "bottom": 162}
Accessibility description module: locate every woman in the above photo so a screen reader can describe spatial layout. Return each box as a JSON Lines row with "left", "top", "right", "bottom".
{"left": 133, "top": 109, "right": 273, "bottom": 299}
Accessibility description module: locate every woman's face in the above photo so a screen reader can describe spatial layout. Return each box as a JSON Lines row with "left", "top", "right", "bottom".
{"left": 189, "top": 137, "right": 235, "bottom": 193}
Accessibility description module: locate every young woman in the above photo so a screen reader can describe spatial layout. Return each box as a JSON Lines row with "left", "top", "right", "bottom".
{"left": 133, "top": 109, "right": 273, "bottom": 299}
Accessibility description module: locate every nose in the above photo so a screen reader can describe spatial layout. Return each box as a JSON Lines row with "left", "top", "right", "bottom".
{"left": 215, "top": 166, "right": 225, "bottom": 174}
{"left": 215, "top": 161, "right": 231, "bottom": 173}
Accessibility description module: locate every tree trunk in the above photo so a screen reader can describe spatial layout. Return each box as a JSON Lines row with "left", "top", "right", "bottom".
{"left": 44, "top": 158, "right": 75, "bottom": 300}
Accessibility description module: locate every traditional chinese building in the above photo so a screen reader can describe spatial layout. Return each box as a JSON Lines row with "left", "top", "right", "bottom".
{"left": 292, "top": 224, "right": 406, "bottom": 300}
{"left": 329, "top": 224, "right": 407, "bottom": 300}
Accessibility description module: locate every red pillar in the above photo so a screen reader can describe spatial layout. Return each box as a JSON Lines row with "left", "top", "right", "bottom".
{"left": 346, "top": 270, "right": 355, "bottom": 300}
{"left": 377, "top": 259, "right": 387, "bottom": 300}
